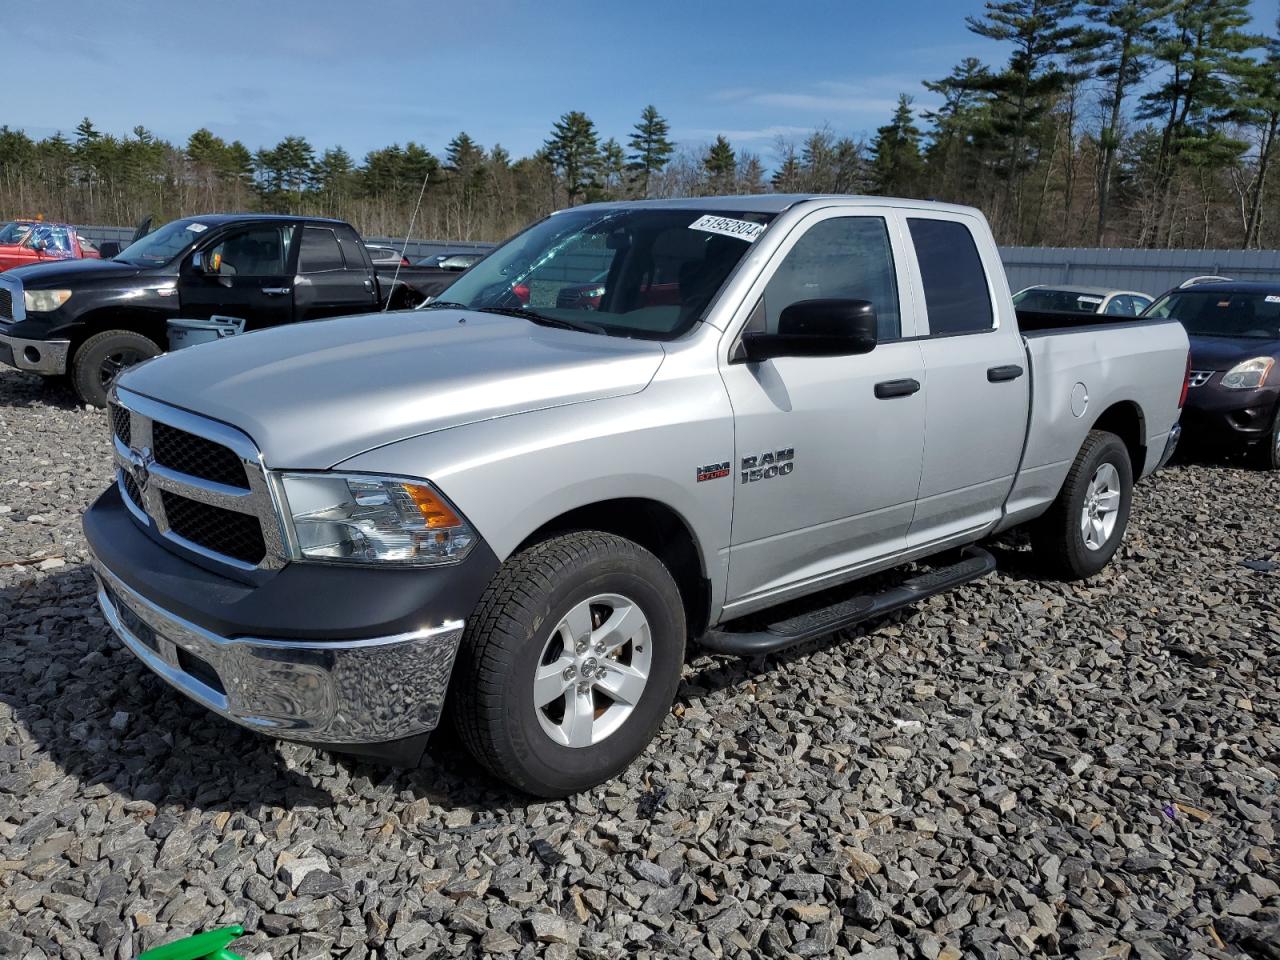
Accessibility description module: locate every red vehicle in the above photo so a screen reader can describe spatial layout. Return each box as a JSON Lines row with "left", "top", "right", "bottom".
{"left": 0, "top": 221, "right": 100, "bottom": 271}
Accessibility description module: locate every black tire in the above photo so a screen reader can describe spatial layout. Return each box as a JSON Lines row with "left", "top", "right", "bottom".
{"left": 71, "top": 329, "right": 161, "bottom": 407}
{"left": 450, "top": 531, "right": 686, "bottom": 797}
{"left": 1254, "top": 404, "right": 1280, "bottom": 471}
{"left": 1030, "top": 430, "right": 1134, "bottom": 581}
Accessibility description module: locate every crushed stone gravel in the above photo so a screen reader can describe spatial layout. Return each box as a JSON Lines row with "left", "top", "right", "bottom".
{"left": 1, "top": 367, "right": 1277, "bottom": 959}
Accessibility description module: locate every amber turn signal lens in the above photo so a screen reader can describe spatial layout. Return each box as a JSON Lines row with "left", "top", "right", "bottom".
{"left": 405, "top": 484, "right": 464, "bottom": 528}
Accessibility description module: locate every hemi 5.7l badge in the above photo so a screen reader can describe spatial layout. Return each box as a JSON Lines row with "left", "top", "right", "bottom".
{"left": 697, "top": 461, "right": 731, "bottom": 482}
{"left": 741, "top": 448, "right": 794, "bottom": 483}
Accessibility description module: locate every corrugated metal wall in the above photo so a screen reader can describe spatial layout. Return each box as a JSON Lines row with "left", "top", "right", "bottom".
{"left": 999, "top": 246, "right": 1280, "bottom": 297}
{"left": 76, "top": 224, "right": 1280, "bottom": 294}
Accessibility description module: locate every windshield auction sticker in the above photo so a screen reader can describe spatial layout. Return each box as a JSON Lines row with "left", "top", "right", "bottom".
{"left": 688, "top": 215, "right": 765, "bottom": 243}
{"left": 186, "top": 223, "right": 208, "bottom": 233}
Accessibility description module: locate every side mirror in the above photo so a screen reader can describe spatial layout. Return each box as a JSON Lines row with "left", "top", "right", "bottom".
{"left": 192, "top": 250, "right": 220, "bottom": 275}
{"left": 739, "top": 299, "right": 879, "bottom": 362}
{"left": 98, "top": 241, "right": 121, "bottom": 259}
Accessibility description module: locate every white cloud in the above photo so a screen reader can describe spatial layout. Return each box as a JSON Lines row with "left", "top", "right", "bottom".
{"left": 674, "top": 124, "right": 814, "bottom": 143}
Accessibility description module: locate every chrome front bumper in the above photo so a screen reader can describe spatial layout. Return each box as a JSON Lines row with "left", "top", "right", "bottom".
{"left": 92, "top": 559, "right": 464, "bottom": 746}
{"left": 0, "top": 331, "right": 70, "bottom": 375}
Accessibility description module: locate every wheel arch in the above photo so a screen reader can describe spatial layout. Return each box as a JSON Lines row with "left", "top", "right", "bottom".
{"left": 1090, "top": 400, "right": 1146, "bottom": 474}
{"left": 516, "top": 497, "right": 711, "bottom": 638}
{"left": 68, "top": 307, "right": 169, "bottom": 358}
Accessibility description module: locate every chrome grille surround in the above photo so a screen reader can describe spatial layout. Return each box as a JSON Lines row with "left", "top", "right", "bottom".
{"left": 1188, "top": 370, "right": 1214, "bottom": 387}
{"left": 110, "top": 386, "right": 288, "bottom": 572}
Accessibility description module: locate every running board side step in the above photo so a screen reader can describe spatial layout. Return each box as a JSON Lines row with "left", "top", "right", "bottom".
{"left": 698, "top": 546, "right": 997, "bottom": 657}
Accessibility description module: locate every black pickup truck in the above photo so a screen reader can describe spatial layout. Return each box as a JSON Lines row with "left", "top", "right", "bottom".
{"left": 0, "top": 214, "right": 458, "bottom": 405}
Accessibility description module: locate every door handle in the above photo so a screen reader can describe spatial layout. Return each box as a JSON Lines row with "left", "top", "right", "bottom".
{"left": 363, "top": 279, "right": 373, "bottom": 289}
{"left": 874, "top": 378, "right": 922, "bottom": 399}
{"left": 261, "top": 287, "right": 291, "bottom": 296}
{"left": 987, "top": 364, "right": 1024, "bottom": 383}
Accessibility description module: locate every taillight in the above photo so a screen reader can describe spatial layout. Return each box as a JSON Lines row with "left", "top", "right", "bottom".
{"left": 512, "top": 283, "right": 530, "bottom": 304}
{"left": 1178, "top": 352, "right": 1191, "bottom": 409}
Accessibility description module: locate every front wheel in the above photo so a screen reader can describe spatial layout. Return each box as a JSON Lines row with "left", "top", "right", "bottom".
{"left": 1254, "top": 404, "right": 1280, "bottom": 471}
{"left": 1030, "top": 430, "right": 1134, "bottom": 580}
{"left": 71, "top": 329, "right": 161, "bottom": 407}
{"left": 450, "top": 531, "right": 686, "bottom": 797}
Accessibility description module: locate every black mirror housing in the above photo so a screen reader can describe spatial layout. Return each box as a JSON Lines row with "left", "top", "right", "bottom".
{"left": 740, "top": 298, "right": 879, "bottom": 362}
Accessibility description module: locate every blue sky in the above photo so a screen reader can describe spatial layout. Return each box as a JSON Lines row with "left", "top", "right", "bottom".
{"left": 7, "top": 0, "right": 1276, "bottom": 165}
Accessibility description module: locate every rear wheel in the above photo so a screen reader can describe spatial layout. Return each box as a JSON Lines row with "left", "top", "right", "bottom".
{"left": 71, "top": 329, "right": 161, "bottom": 407}
{"left": 1031, "top": 430, "right": 1133, "bottom": 580}
{"left": 450, "top": 531, "right": 686, "bottom": 797}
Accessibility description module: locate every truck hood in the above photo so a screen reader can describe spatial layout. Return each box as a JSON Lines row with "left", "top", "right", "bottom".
{"left": 9, "top": 257, "right": 145, "bottom": 285}
{"left": 119, "top": 309, "right": 666, "bottom": 468}
{"left": 1188, "top": 334, "right": 1280, "bottom": 370}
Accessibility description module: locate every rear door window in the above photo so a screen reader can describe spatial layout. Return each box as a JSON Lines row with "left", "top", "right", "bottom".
{"left": 907, "top": 218, "right": 993, "bottom": 336}
{"left": 299, "top": 227, "right": 345, "bottom": 273}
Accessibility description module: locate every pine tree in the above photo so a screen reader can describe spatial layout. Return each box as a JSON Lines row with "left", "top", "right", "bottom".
{"left": 1137, "top": 0, "right": 1260, "bottom": 245}
{"left": 1231, "top": 16, "right": 1280, "bottom": 248}
{"left": 870, "top": 95, "right": 924, "bottom": 196}
{"left": 1080, "top": 0, "right": 1176, "bottom": 242}
{"left": 966, "top": 0, "right": 1084, "bottom": 237}
{"left": 703, "top": 136, "right": 736, "bottom": 193}
{"left": 315, "top": 147, "right": 356, "bottom": 205}
{"left": 544, "top": 111, "right": 601, "bottom": 205}
{"left": 922, "top": 58, "right": 995, "bottom": 201}
{"left": 600, "top": 138, "right": 626, "bottom": 196}
{"left": 626, "top": 105, "right": 674, "bottom": 198}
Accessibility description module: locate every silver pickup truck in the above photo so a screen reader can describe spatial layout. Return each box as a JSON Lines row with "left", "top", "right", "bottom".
{"left": 83, "top": 195, "right": 1190, "bottom": 796}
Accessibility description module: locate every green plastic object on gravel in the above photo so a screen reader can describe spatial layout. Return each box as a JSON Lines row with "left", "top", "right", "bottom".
{"left": 138, "top": 925, "right": 246, "bottom": 960}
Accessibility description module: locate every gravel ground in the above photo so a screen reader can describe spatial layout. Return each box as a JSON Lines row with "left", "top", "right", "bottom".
{"left": 1, "top": 366, "right": 1277, "bottom": 960}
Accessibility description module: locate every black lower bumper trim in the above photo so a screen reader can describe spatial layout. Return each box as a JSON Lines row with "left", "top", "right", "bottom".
{"left": 83, "top": 483, "right": 500, "bottom": 642}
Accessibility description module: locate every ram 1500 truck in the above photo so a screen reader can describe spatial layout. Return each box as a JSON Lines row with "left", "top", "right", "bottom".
{"left": 82, "top": 195, "right": 1190, "bottom": 797}
{"left": 0, "top": 214, "right": 451, "bottom": 406}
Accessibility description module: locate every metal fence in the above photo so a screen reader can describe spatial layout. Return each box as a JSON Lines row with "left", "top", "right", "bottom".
{"left": 999, "top": 246, "right": 1280, "bottom": 296}
{"left": 75, "top": 223, "right": 1279, "bottom": 294}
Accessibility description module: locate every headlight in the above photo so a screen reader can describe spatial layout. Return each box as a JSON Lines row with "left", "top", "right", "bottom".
{"left": 279, "top": 473, "right": 476, "bottom": 565}
{"left": 24, "top": 289, "right": 72, "bottom": 312}
{"left": 1221, "top": 357, "right": 1274, "bottom": 390}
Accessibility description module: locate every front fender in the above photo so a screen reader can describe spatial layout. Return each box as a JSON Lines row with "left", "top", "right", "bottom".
{"left": 333, "top": 381, "right": 736, "bottom": 613}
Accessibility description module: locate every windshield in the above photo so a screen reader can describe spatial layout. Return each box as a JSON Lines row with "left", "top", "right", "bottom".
{"left": 115, "top": 218, "right": 208, "bottom": 265}
{"left": 1146, "top": 290, "right": 1280, "bottom": 340}
{"left": 0, "top": 222, "right": 35, "bottom": 245}
{"left": 427, "top": 207, "right": 774, "bottom": 339}
{"left": 27, "top": 225, "right": 74, "bottom": 253}
{"left": 1012, "top": 288, "right": 1104, "bottom": 313}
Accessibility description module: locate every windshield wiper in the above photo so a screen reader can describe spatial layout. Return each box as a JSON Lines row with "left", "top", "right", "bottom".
{"left": 476, "top": 306, "right": 606, "bottom": 335}
{"left": 418, "top": 300, "right": 606, "bottom": 334}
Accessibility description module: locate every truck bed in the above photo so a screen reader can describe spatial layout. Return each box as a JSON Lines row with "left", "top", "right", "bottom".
{"left": 997, "top": 315, "right": 1188, "bottom": 530}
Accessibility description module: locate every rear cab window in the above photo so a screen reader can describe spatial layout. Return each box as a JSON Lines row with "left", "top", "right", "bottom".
{"left": 299, "top": 227, "right": 345, "bottom": 273}
{"left": 907, "top": 218, "right": 994, "bottom": 336}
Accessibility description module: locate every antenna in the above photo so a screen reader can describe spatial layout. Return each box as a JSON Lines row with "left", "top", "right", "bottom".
{"left": 384, "top": 168, "right": 431, "bottom": 311}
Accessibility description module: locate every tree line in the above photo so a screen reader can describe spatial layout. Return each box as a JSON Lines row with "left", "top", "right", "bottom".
{"left": 0, "top": 0, "right": 1276, "bottom": 249}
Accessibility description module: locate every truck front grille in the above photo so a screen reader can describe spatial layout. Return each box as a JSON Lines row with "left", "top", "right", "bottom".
{"left": 108, "top": 390, "right": 286, "bottom": 572}
{"left": 109, "top": 403, "right": 132, "bottom": 446}
{"left": 161, "top": 492, "right": 266, "bottom": 565}
{"left": 0, "top": 287, "right": 12, "bottom": 321}
{"left": 153, "top": 421, "right": 249, "bottom": 488}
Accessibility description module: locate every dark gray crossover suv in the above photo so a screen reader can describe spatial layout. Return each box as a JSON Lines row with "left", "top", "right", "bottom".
{"left": 1146, "top": 281, "right": 1280, "bottom": 469}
